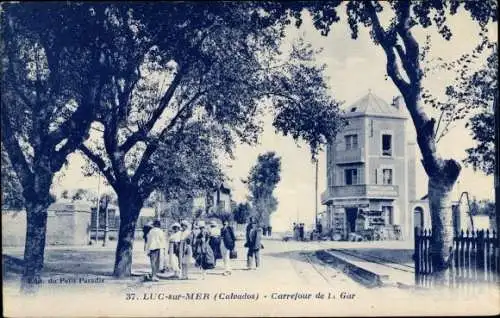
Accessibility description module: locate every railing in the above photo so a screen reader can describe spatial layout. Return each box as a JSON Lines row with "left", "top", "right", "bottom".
{"left": 321, "top": 185, "right": 399, "bottom": 202}
{"left": 415, "top": 228, "right": 499, "bottom": 287}
{"left": 334, "top": 147, "right": 364, "bottom": 164}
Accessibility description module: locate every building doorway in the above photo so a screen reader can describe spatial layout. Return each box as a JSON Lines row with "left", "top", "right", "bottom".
{"left": 346, "top": 208, "right": 358, "bottom": 234}
{"left": 414, "top": 207, "right": 424, "bottom": 230}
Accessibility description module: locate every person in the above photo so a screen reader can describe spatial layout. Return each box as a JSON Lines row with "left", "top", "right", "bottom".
{"left": 208, "top": 220, "right": 222, "bottom": 264}
{"left": 268, "top": 225, "right": 272, "bottom": 236}
{"left": 193, "top": 220, "right": 215, "bottom": 278}
{"left": 299, "top": 223, "right": 305, "bottom": 241}
{"left": 246, "top": 221, "right": 263, "bottom": 270}
{"left": 145, "top": 219, "right": 167, "bottom": 281}
{"left": 168, "top": 222, "right": 182, "bottom": 278}
{"left": 246, "top": 217, "right": 254, "bottom": 243}
{"left": 220, "top": 219, "right": 236, "bottom": 275}
{"left": 179, "top": 220, "right": 193, "bottom": 280}
{"left": 292, "top": 223, "right": 298, "bottom": 240}
{"left": 142, "top": 222, "right": 153, "bottom": 250}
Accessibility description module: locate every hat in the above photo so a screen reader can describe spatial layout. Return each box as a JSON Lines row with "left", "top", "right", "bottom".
{"left": 197, "top": 220, "right": 206, "bottom": 228}
{"left": 209, "top": 220, "right": 217, "bottom": 227}
{"left": 144, "top": 221, "right": 153, "bottom": 228}
{"left": 180, "top": 220, "right": 190, "bottom": 227}
{"left": 171, "top": 222, "right": 181, "bottom": 229}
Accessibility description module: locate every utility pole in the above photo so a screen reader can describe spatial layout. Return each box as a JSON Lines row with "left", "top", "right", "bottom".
{"left": 95, "top": 172, "right": 101, "bottom": 245}
{"left": 315, "top": 158, "right": 319, "bottom": 231}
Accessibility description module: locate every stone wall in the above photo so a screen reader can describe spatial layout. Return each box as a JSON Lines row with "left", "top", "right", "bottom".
{"left": 2, "top": 202, "right": 91, "bottom": 246}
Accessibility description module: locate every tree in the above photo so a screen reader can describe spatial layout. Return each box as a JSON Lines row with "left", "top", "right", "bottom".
{"left": 77, "top": 3, "right": 344, "bottom": 277}
{"left": 71, "top": 188, "right": 98, "bottom": 204}
{"left": 1, "top": 3, "right": 109, "bottom": 291}
{"left": 452, "top": 47, "right": 498, "bottom": 175}
{"left": 244, "top": 152, "right": 281, "bottom": 226}
{"left": 272, "top": 1, "right": 497, "bottom": 283}
{"left": 233, "top": 202, "right": 252, "bottom": 225}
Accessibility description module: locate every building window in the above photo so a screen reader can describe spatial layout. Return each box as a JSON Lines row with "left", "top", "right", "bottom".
{"left": 345, "top": 134, "right": 358, "bottom": 150}
{"left": 382, "top": 168, "right": 393, "bottom": 185}
{"left": 345, "top": 168, "right": 358, "bottom": 185}
{"left": 382, "top": 206, "right": 394, "bottom": 225}
{"left": 382, "top": 134, "right": 392, "bottom": 156}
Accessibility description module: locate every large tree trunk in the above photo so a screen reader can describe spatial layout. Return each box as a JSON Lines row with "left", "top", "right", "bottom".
{"left": 113, "top": 191, "right": 143, "bottom": 277}
{"left": 21, "top": 200, "right": 50, "bottom": 293}
{"left": 427, "top": 160, "right": 460, "bottom": 285}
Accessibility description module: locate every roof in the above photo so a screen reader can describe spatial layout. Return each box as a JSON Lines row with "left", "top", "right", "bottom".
{"left": 343, "top": 91, "right": 407, "bottom": 119}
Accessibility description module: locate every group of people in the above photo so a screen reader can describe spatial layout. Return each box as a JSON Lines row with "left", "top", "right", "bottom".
{"left": 143, "top": 218, "right": 264, "bottom": 282}
{"left": 292, "top": 222, "right": 306, "bottom": 241}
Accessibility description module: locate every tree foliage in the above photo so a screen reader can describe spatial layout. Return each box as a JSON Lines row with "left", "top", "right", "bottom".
{"left": 233, "top": 202, "right": 252, "bottom": 225}
{"left": 244, "top": 151, "right": 281, "bottom": 225}
{"left": 1, "top": 144, "right": 24, "bottom": 209}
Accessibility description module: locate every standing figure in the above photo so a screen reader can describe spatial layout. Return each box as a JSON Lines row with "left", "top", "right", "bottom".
{"left": 220, "top": 219, "right": 236, "bottom": 275}
{"left": 194, "top": 221, "right": 215, "bottom": 278}
{"left": 208, "top": 220, "right": 222, "bottom": 264}
{"left": 299, "top": 223, "right": 305, "bottom": 241}
{"left": 179, "top": 220, "right": 193, "bottom": 280}
{"left": 268, "top": 225, "right": 272, "bottom": 236}
{"left": 145, "top": 220, "right": 167, "bottom": 282}
{"left": 168, "top": 222, "right": 182, "bottom": 278}
{"left": 292, "top": 223, "right": 298, "bottom": 240}
{"left": 246, "top": 221, "right": 263, "bottom": 270}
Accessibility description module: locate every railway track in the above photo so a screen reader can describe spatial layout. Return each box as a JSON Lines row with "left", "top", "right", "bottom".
{"left": 332, "top": 248, "right": 414, "bottom": 274}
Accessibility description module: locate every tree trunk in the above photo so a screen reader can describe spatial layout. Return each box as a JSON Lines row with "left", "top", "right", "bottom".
{"left": 113, "top": 192, "right": 143, "bottom": 278}
{"left": 21, "top": 199, "right": 50, "bottom": 293}
{"left": 427, "top": 160, "right": 461, "bottom": 285}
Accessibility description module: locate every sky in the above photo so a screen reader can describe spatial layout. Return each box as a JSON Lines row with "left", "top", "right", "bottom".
{"left": 53, "top": 8, "right": 497, "bottom": 232}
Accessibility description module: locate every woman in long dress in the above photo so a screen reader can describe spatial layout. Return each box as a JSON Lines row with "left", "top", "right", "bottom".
{"left": 179, "top": 220, "right": 193, "bottom": 280}
{"left": 168, "top": 222, "right": 182, "bottom": 278}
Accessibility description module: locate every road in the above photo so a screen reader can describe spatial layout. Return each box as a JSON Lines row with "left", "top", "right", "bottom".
{"left": 3, "top": 239, "right": 499, "bottom": 316}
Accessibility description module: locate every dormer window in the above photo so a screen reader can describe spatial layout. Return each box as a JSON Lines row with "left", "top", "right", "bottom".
{"left": 382, "top": 134, "right": 392, "bottom": 156}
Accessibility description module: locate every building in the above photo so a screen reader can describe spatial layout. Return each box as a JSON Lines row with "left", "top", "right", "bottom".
{"left": 192, "top": 183, "right": 232, "bottom": 216}
{"left": 2, "top": 200, "right": 92, "bottom": 246}
{"left": 321, "top": 91, "right": 417, "bottom": 240}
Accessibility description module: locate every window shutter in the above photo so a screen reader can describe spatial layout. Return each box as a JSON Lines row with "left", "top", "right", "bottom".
{"left": 376, "top": 168, "right": 383, "bottom": 185}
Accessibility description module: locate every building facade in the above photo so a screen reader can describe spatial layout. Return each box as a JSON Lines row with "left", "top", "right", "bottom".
{"left": 321, "top": 92, "right": 417, "bottom": 240}
{"left": 192, "top": 183, "right": 232, "bottom": 216}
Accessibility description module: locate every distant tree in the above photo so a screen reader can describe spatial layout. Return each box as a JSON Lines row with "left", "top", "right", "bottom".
{"left": 469, "top": 198, "right": 496, "bottom": 217}
{"left": 1, "top": 3, "right": 110, "bottom": 290}
{"left": 71, "top": 188, "right": 98, "bottom": 204}
{"left": 244, "top": 152, "right": 281, "bottom": 226}
{"left": 233, "top": 202, "right": 252, "bottom": 225}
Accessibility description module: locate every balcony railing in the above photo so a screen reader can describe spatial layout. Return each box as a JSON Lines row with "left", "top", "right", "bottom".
{"left": 321, "top": 184, "right": 399, "bottom": 203}
{"left": 334, "top": 147, "right": 364, "bottom": 164}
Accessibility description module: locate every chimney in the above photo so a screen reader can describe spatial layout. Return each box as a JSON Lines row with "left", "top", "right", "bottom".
{"left": 392, "top": 95, "right": 404, "bottom": 109}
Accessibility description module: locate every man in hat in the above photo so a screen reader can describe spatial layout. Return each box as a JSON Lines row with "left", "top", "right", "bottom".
{"left": 145, "top": 220, "right": 167, "bottom": 281}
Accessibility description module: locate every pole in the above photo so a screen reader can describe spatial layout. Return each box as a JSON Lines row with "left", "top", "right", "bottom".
{"left": 102, "top": 199, "right": 108, "bottom": 247}
{"left": 95, "top": 172, "right": 101, "bottom": 245}
{"left": 315, "top": 158, "right": 319, "bottom": 231}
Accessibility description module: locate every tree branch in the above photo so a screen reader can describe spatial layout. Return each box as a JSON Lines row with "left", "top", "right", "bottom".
{"left": 78, "top": 144, "right": 117, "bottom": 187}
{"left": 130, "top": 89, "right": 205, "bottom": 185}
{"left": 365, "top": 1, "right": 410, "bottom": 94}
{"left": 118, "top": 67, "right": 185, "bottom": 154}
